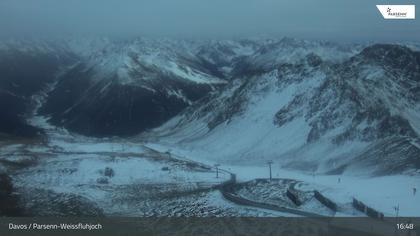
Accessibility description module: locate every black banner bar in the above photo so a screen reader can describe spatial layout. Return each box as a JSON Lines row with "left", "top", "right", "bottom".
{"left": 0, "top": 217, "right": 419, "bottom": 236}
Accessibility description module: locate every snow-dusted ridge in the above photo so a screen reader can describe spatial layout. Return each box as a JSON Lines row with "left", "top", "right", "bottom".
{"left": 144, "top": 43, "right": 420, "bottom": 176}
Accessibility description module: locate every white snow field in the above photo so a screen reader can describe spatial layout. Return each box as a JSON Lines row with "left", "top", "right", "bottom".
{"left": 7, "top": 127, "right": 418, "bottom": 217}
{"left": 1, "top": 131, "right": 297, "bottom": 216}
{"left": 145, "top": 142, "right": 420, "bottom": 217}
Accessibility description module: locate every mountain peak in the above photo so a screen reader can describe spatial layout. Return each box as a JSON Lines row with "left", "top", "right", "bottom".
{"left": 359, "top": 44, "right": 420, "bottom": 69}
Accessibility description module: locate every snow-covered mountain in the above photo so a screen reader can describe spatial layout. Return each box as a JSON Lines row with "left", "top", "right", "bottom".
{"left": 0, "top": 38, "right": 260, "bottom": 137}
{"left": 38, "top": 38, "right": 230, "bottom": 136}
{"left": 1, "top": 37, "right": 419, "bottom": 175}
{"left": 146, "top": 43, "right": 420, "bottom": 176}
{"left": 0, "top": 40, "right": 78, "bottom": 138}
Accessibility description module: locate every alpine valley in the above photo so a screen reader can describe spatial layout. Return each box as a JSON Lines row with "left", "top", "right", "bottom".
{"left": 1, "top": 37, "right": 419, "bottom": 217}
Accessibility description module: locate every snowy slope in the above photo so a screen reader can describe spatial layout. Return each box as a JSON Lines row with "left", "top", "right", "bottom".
{"left": 36, "top": 38, "right": 270, "bottom": 137}
{"left": 146, "top": 44, "right": 420, "bottom": 176}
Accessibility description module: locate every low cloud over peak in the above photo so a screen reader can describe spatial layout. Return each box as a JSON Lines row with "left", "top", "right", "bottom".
{"left": 0, "top": 0, "right": 418, "bottom": 42}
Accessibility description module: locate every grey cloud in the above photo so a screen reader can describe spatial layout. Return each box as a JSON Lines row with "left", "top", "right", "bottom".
{"left": 0, "top": 0, "right": 418, "bottom": 41}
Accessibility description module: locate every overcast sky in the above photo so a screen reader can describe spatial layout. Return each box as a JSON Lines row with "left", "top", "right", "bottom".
{"left": 0, "top": 0, "right": 419, "bottom": 42}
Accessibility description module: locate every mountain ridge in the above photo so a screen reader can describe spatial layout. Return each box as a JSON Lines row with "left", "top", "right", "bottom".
{"left": 144, "top": 43, "right": 420, "bottom": 176}
{"left": 1, "top": 38, "right": 419, "bottom": 175}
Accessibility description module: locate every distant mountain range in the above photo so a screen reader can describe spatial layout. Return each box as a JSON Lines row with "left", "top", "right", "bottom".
{"left": 1, "top": 37, "right": 419, "bottom": 175}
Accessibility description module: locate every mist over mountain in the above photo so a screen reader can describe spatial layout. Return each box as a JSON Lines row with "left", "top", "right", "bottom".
{"left": 1, "top": 0, "right": 419, "bottom": 41}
